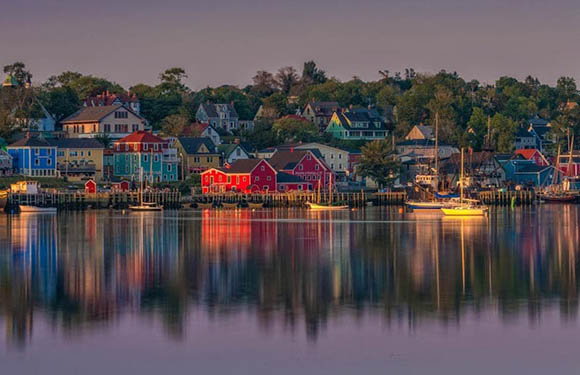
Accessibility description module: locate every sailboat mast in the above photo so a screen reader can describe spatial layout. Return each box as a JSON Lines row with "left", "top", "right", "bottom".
{"left": 329, "top": 174, "right": 333, "bottom": 204}
{"left": 435, "top": 112, "right": 439, "bottom": 174}
{"left": 460, "top": 148, "right": 464, "bottom": 204}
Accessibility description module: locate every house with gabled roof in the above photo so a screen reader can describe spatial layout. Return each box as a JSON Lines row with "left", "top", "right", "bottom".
{"left": 181, "top": 123, "right": 222, "bottom": 145}
{"left": 113, "top": 131, "right": 178, "bottom": 182}
{"left": 175, "top": 137, "right": 222, "bottom": 175}
{"left": 196, "top": 102, "right": 239, "bottom": 133}
{"left": 525, "top": 115, "right": 553, "bottom": 152}
{"left": 61, "top": 105, "right": 146, "bottom": 139}
{"left": 217, "top": 142, "right": 251, "bottom": 164}
{"left": 7, "top": 134, "right": 57, "bottom": 177}
{"left": 83, "top": 90, "right": 140, "bottom": 115}
{"left": 405, "top": 125, "right": 434, "bottom": 141}
{"left": 303, "top": 101, "right": 340, "bottom": 133}
{"left": 201, "top": 159, "right": 277, "bottom": 193}
{"left": 515, "top": 148, "right": 549, "bottom": 167}
{"left": 268, "top": 149, "right": 334, "bottom": 188}
{"left": 325, "top": 109, "right": 389, "bottom": 141}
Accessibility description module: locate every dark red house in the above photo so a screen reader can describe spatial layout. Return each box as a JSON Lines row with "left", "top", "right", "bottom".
{"left": 201, "top": 159, "right": 277, "bottom": 194}
{"left": 277, "top": 172, "right": 312, "bottom": 192}
{"left": 268, "top": 149, "right": 334, "bottom": 189}
{"left": 85, "top": 179, "right": 97, "bottom": 194}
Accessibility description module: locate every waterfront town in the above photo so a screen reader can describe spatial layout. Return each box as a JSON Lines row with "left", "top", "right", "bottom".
{"left": 2, "top": 61, "right": 580, "bottom": 210}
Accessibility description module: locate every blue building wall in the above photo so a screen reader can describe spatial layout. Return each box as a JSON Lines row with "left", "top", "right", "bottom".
{"left": 7, "top": 147, "right": 57, "bottom": 176}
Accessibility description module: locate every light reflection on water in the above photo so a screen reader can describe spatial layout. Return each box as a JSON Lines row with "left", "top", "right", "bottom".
{"left": 0, "top": 207, "right": 579, "bottom": 373}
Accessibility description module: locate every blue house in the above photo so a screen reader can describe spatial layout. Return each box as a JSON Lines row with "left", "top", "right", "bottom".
{"left": 495, "top": 153, "right": 553, "bottom": 186}
{"left": 7, "top": 135, "right": 57, "bottom": 177}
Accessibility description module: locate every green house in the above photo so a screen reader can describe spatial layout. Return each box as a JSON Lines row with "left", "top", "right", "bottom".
{"left": 325, "top": 109, "right": 389, "bottom": 141}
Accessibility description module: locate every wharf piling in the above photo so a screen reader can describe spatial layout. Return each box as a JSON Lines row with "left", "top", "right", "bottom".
{"left": 478, "top": 190, "right": 535, "bottom": 206}
{"left": 191, "top": 191, "right": 406, "bottom": 208}
{"left": 6, "top": 191, "right": 181, "bottom": 211}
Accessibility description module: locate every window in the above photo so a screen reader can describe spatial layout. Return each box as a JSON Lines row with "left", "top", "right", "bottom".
{"left": 236, "top": 176, "right": 240, "bottom": 184}
{"left": 338, "top": 154, "right": 342, "bottom": 159}
{"left": 144, "top": 155, "right": 148, "bottom": 162}
{"left": 35, "top": 159, "right": 40, "bottom": 166}
{"left": 242, "top": 177, "right": 247, "bottom": 182}
{"left": 47, "top": 159, "right": 52, "bottom": 166}
{"left": 307, "top": 154, "right": 311, "bottom": 160}
{"left": 315, "top": 165, "right": 319, "bottom": 170}
{"left": 154, "top": 155, "right": 159, "bottom": 162}
{"left": 154, "top": 144, "right": 159, "bottom": 151}
{"left": 261, "top": 166, "right": 265, "bottom": 171}
{"left": 80, "top": 151, "right": 84, "bottom": 157}
{"left": 144, "top": 144, "right": 148, "bottom": 151}
{"left": 236, "top": 149, "right": 241, "bottom": 156}
{"left": 267, "top": 176, "right": 271, "bottom": 181}
{"left": 167, "top": 164, "right": 172, "bottom": 171}
{"left": 331, "top": 154, "right": 334, "bottom": 159}
{"left": 132, "top": 124, "right": 139, "bottom": 132}
{"left": 298, "top": 184, "right": 303, "bottom": 190}
{"left": 227, "top": 176, "right": 231, "bottom": 183}
{"left": 104, "top": 124, "right": 111, "bottom": 132}
{"left": 88, "top": 151, "right": 91, "bottom": 157}
{"left": 254, "top": 176, "right": 259, "bottom": 182}
{"left": 299, "top": 165, "right": 303, "bottom": 171}
{"left": 69, "top": 151, "right": 78, "bottom": 157}
{"left": 114, "top": 111, "right": 128, "bottom": 119}
{"left": 280, "top": 185, "right": 285, "bottom": 190}
{"left": 35, "top": 148, "right": 40, "bottom": 155}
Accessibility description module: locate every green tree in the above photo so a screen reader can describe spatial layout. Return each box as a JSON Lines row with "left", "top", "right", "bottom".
{"left": 94, "top": 133, "right": 113, "bottom": 148}
{"left": 272, "top": 117, "right": 319, "bottom": 143}
{"left": 356, "top": 140, "right": 400, "bottom": 188}
{"left": 301, "top": 61, "right": 327, "bottom": 85}
{"left": 490, "top": 113, "right": 517, "bottom": 152}
{"left": 161, "top": 114, "right": 189, "bottom": 137}
{"left": 275, "top": 66, "right": 299, "bottom": 94}
{"left": 466, "top": 107, "right": 488, "bottom": 151}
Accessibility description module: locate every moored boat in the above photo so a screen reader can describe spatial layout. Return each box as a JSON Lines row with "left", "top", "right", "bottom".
{"left": 406, "top": 201, "right": 445, "bottom": 210}
{"left": 221, "top": 202, "right": 239, "bottom": 209}
{"left": 248, "top": 202, "right": 264, "bottom": 209}
{"left": 19, "top": 205, "right": 57, "bottom": 213}
{"left": 196, "top": 202, "right": 214, "bottom": 209}
{"left": 540, "top": 193, "right": 576, "bottom": 203}
{"left": 129, "top": 202, "right": 163, "bottom": 211}
{"left": 306, "top": 202, "right": 349, "bottom": 210}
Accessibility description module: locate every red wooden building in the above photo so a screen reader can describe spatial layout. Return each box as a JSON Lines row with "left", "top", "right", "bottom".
{"left": 515, "top": 149, "right": 549, "bottom": 167}
{"left": 201, "top": 159, "right": 277, "bottom": 194}
{"left": 112, "top": 180, "right": 130, "bottom": 192}
{"left": 277, "top": 172, "right": 312, "bottom": 192}
{"left": 85, "top": 179, "right": 97, "bottom": 194}
{"left": 268, "top": 149, "right": 334, "bottom": 189}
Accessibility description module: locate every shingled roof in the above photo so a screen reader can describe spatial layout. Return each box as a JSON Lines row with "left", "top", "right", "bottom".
{"left": 8, "top": 136, "right": 52, "bottom": 148}
{"left": 61, "top": 105, "right": 142, "bottom": 123}
{"left": 268, "top": 150, "right": 314, "bottom": 170}
{"left": 48, "top": 138, "right": 104, "bottom": 149}
{"left": 178, "top": 137, "right": 217, "bottom": 154}
{"left": 218, "top": 159, "right": 269, "bottom": 174}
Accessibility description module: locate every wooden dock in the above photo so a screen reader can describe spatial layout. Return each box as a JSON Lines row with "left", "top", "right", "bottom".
{"left": 190, "top": 191, "right": 406, "bottom": 208}
{"left": 478, "top": 190, "right": 536, "bottom": 206}
{"left": 6, "top": 191, "right": 182, "bottom": 211}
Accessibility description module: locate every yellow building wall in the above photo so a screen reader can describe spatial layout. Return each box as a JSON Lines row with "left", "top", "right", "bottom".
{"left": 58, "top": 147, "right": 104, "bottom": 181}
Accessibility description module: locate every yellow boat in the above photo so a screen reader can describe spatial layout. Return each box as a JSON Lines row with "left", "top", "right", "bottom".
{"left": 306, "top": 202, "right": 349, "bottom": 210}
{"left": 441, "top": 206, "right": 487, "bottom": 216}
{"left": 441, "top": 148, "right": 488, "bottom": 217}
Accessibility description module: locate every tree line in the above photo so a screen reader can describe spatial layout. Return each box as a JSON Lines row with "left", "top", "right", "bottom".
{"left": 2, "top": 61, "right": 580, "bottom": 154}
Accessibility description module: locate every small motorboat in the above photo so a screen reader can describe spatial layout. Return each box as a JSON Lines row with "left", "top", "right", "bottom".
{"left": 196, "top": 202, "right": 214, "bottom": 209}
{"left": 248, "top": 202, "right": 264, "bottom": 209}
{"left": 306, "top": 202, "right": 349, "bottom": 210}
{"left": 406, "top": 201, "right": 445, "bottom": 210}
{"left": 19, "top": 205, "right": 57, "bottom": 213}
{"left": 221, "top": 202, "right": 239, "bottom": 209}
{"left": 129, "top": 202, "right": 163, "bottom": 211}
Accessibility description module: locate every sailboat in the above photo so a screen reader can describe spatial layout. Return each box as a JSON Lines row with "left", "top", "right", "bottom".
{"left": 441, "top": 148, "right": 488, "bottom": 216}
{"left": 129, "top": 167, "right": 163, "bottom": 211}
{"left": 306, "top": 175, "right": 349, "bottom": 210}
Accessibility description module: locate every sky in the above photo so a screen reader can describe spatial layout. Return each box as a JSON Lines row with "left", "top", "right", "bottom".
{"left": 1, "top": 0, "right": 580, "bottom": 90}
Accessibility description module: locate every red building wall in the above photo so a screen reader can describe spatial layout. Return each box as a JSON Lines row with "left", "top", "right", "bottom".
{"left": 277, "top": 182, "right": 311, "bottom": 192}
{"left": 201, "top": 160, "right": 277, "bottom": 194}
{"left": 283, "top": 154, "right": 333, "bottom": 188}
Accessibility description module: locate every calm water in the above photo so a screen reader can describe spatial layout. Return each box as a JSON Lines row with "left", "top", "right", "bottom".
{"left": 0, "top": 207, "right": 579, "bottom": 374}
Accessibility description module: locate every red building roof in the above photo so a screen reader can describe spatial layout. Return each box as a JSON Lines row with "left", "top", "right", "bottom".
{"left": 116, "top": 131, "right": 167, "bottom": 144}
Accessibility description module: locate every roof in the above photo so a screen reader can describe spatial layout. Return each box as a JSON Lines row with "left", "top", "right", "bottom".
{"left": 396, "top": 139, "right": 453, "bottom": 147}
{"left": 218, "top": 159, "right": 265, "bottom": 174}
{"left": 61, "top": 105, "right": 142, "bottom": 123}
{"left": 217, "top": 143, "right": 248, "bottom": 158}
{"left": 515, "top": 164, "right": 551, "bottom": 174}
{"left": 333, "top": 111, "right": 388, "bottom": 131}
{"left": 269, "top": 149, "right": 321, "bottom": 171}
{"left": 83, "top": 91, "right": 139, "bottom": 107}
{"left": 117, "top": 131, "right": 166, "bottom": 144}
{"left": 305, "top": 101, "right": 340, "bottom": 116}
{"left": 516, "top": 126, "right": 534, "bottom": 138}
{"left": 515, "top": 148, "right": 542, "bottom": 160}
{"left": 200, "top": 103, "right": 238, "bottom": 119}
{"left": 48, "top": 138, "right": 104, "bottom": 149}
{"left": 277, "top": 172, "right": 307, "bottom": 183}
{"left": 8, "top": 136, "right": 53, "bottom": 148}
{"left": 177, "top": 137, "right": 217, "bottom": 154}
{"left": 528, "top": 115, "right": 550, "bottom": 127}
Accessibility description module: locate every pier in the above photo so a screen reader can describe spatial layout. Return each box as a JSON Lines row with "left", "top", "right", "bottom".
{"left": 6, "top": 191, "right": 182, "bottom": 211}
{"left": 191, "top": 191, "right": 406, "bottom": 208}
{"left": 478, "top": 190, "right": 536, "bottom": 206}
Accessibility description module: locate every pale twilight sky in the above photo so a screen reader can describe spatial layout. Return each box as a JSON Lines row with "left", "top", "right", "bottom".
{"left": 1, "top": 0, "right": 579, "bottom": 89}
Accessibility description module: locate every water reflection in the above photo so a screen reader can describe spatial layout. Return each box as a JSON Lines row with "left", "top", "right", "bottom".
{"left": 0, "top": 207, "right": 578, "bottom": 348}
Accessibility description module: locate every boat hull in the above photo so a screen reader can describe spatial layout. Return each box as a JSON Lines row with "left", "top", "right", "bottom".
{"left": 406, "top": 201, "right": 445, "bottom": 210}
{"left": 248, "top": 203, "right": 264, "bottom": 209}
{"left": 441, "top": 208, "right": 486, "bottom": 216}
{"left": 19, "top": 206, "right": 57, "bottom": 213}
{"left": 221, "top": 203, "right": 239, "bottom": 209}
{"left": 129, "top": 205, "right": 163, "bottom": 211}
{"left": 306, "top": 202, "right": 349, "bottom": 210}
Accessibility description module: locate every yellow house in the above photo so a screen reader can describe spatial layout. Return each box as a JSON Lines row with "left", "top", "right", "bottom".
{"left": 48, "top": 138, "right": 105, "bottom": 182}
{"left": 60, "top": 104, "right": 146, "bottom": 139}
{"left": 175, "top": 137, "right": 222, "bottom": 176}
